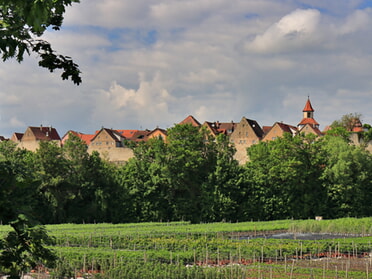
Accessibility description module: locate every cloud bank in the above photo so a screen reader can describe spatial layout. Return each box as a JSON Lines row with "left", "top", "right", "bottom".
{"left": 1, "top": 1, "right": 372, "bottom": 137}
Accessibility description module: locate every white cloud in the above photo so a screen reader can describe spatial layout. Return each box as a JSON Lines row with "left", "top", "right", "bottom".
{"left": 92, "top": 73, "right": 175, "bottom": 129}
{"left": 1, "top": 0, "right": 372, "bottom": 138}
{"left": 338, "top": 9, "right": 372, "bottom": 34}
{"left": 245, "top": 9, "right": 322, "bottom": 54}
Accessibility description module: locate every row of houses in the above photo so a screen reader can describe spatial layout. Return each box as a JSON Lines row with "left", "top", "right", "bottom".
{"left": 5, "top": 98, "right": 367, "bottom": 164}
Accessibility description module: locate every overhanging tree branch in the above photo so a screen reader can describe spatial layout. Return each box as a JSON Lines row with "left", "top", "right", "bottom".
{"left": 0, "top": 0, "right": 81, "bottom": 85}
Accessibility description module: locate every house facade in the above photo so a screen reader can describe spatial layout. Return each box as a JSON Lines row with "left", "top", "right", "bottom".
{"left": 262, "top": 122, "right": 297, "bottom": 142}
{"left": 230, "top": 117, "right": 264, "bottom": 164}
{"left": 147, "top": 128, "right": 167, "bottom": 142}
{"left": 88, "top": 128, "right": 134, "bottom": 162}
{"left": 14, "top": 125, "right": 61, "bottom": 151}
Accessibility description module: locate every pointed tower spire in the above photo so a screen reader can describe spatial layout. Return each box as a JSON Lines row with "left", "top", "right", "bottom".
{"left": 302, "top": 96, "right": 314, "bottom": 119}
{"left": 298, "top": 97, "right": 319, "bottom": 129}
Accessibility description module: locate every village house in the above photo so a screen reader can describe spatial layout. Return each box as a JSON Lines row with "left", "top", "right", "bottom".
{"left": 179, "top": 115, "right": 201, "bottom": 127}
{"left": 229, "top": 117, "right": 264, "bottom": 164}
{"left": 61, "top": 130, "right": 95, "bottom": 146}
{"left": 88, "top": 128, "right": 134, "bottom": 163}
{"left": 146, "top": 127, "right": 168, "bottom": 142}
{"left": 7, "top": 97, "right": 371, "bottom": 164}
{"left": 10, "top": 132, "right": 23, "bottom": 143}
{"left": 202, "top": 121, "right": 237, "bottom": 138}
{"left": 262, "top": 122, "right": 297, "bottom": 142}
{"left": 12, "top": 125, "right": 61, "bottom": 151}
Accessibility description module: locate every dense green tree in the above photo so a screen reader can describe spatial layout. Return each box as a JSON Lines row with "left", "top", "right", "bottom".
{"left": 321, "top": 135, "right": 372, "bottom": 218}
{"left": 0, "top": 141, "right": 39, "bottom": 223}
{"left": 86, "top": 152, "right": 124, "bottom": 223}
{"left": 201, "top": 133, "right": 242, "bottom": 222}
{"left": 61, "top": 133, "right": 98, "bottom": 222}
{"left": 119, "top": 138, "right": 171, "bottom": 222}
{"left": 244, "top": 133, "right": 326, "bottom": 220}
{"left": 166, "top": 124, "right": 216, "bottom": 223}
{"left": 0, "top": 0, "right": 81, "bottom": 84}
{"left": 34, "top": 141, "right": 72, "bottom": 223}
{"left": 0, "top": 214, "right": 57, "bottom": 278}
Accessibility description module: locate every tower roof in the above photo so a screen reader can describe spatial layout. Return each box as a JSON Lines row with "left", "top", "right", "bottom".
{"left": 303, "top": 98, "right": 314, "bottom": 112}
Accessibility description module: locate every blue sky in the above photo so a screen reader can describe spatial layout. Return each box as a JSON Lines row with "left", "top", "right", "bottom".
{"left": 1, "top": 0, "right": 372, "bottom": 137}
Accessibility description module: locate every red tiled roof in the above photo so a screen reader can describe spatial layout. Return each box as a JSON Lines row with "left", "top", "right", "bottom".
{"left": 63, "top": 130, "right": 94, "bottom": 145}
{"left": 179, "top": 115, "right": 201, "bottom": 127}
{"left": 79, "top": 134, "right": 95, "bottom": 145}
{"left": 303, "top": 98, "right": 314, "bottom": 112}
{"left": 298, "top": 117, "right": 319, "bottom": 126}
{"left": 116, "top": 130, "right": 139, "bottom": 138}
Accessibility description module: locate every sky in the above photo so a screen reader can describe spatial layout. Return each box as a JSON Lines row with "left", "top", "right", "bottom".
{"left": 1, "top": 0, "right": 372, "bottom": 138}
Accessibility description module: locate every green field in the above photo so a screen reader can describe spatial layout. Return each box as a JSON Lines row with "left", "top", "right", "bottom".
{"left": 1, "top": 218, "right": 372, "bottom": 278}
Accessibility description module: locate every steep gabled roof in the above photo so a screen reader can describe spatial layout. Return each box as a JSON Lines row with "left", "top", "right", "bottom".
{"left": 91, "top": 128, "right": 125, "bottom": 143}
{"left": 203, "top": 121, "right": 220, "bottom": 136}
{"left": 11, "top": 132, "right": 23, "bottom": 141}
{"left": 276, "top": 122, "right": 298, "bottom": 135}
{"left": 179, "top": 115, "right": 201, "bottom": 127}
{"left": 63, "top": 130, "right": 95, "bottom": 145}
{"left": 244, "top": 118, "right": 264, "bottom": 138}
{"left": 79, "top": 134, "right": 95, "bottom": 145}
{"left": 262, "top": 122, "right": 298, "bottom": 141}
{"left": 147, "top": 127, "right": 167, "bottom": 137}
{"left": 303, "top": 98, "right": 314, "bottom": 112}
{"left": 264, "top": 122, "right": 297, "bottom": 137}
{"left": 298, "top": 117, "right": 319, "bottom": 126}
{"left": 28, "top": 126, "right": 61, "bottom": 141}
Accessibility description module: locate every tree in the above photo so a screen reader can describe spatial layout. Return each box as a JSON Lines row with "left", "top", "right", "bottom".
{"left": 34, "top": 141, "right": 72, "bottom": 223}
{"left": 331, "top": 113, "right": 362, "bottom": 132}
{"left": 244, "top": 133, "right": 327, "bottom": 220}
{"left": 0, "top": 0, "right": 81, "bottom": 84}
{"left": 0, "top": 141, "right": 39, "bottom": 223}
{"left": 0, "top": 214, "right": 57, "bottom": 279}
{"left": 201, "top": 133, "right": 242, "bottom": 222}
{"left": 166, "top": 124, "right": 216, "bottom": 223}
{"left": 120, "top": 138, "right": 172, "bottom": 222}
{"left": 320, "top": 136, "right": 372, "bottom": 218}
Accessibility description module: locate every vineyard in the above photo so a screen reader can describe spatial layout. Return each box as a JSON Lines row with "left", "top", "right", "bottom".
{"left": 0, "top": 218, "right": 372, "bottom": 278}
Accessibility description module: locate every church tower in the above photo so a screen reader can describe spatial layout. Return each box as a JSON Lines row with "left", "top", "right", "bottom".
{"left": 297, "top": 97, "right": 319, "bottom": 130}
